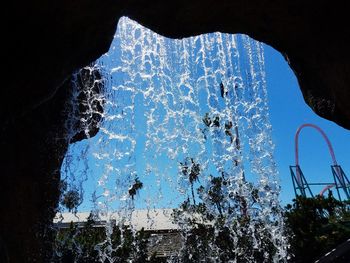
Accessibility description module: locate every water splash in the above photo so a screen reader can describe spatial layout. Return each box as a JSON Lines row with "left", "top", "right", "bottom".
{"left": 57, "top": 17, "right": 289, "bottom": 262}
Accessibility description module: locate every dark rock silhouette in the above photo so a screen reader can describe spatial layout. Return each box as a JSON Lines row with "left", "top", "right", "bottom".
{"left": 1, "top": 0, "right": 349, "bottom": 262}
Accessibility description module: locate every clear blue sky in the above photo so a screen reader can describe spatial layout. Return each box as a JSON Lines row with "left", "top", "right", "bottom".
{"left": 264, "top": 44, "right": 350, "bottom": 204}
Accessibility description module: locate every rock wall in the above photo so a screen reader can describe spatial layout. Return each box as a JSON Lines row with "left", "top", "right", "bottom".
{"left": 1, "top": 0, "right": 349, "bottom": 262}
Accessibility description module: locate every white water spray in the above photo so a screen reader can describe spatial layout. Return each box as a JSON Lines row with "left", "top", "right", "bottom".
{"left": 57, "top": 17, "right": 289, "bottom": 262}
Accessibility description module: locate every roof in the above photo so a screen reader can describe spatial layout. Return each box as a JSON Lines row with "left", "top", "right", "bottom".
{"left": 54, "top": 208, "right": 179, "bottom": 231}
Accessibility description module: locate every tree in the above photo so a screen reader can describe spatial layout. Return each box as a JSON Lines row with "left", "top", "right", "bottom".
{"left": 284, "top": 193, "right": 350, "bottom": 262}
{"left": 54, "top": 178, "right": 152, "bottom": 262}
{"left": 128, "top": 176, "right": 143, "bottom": 200}
{"left": 172, "top": 175, "right": 279, "bottom": 262}
{"left": 59, "top": 180, "right": 82, "bottom": 212}
{"left": 172, "top": 105, "right": 281, "bottom": 262}
{"left": 52, "top": 213, "right": 151, "bottom": 263}
{"left": 179, "top": 158, "right": 200, "bottom": 205}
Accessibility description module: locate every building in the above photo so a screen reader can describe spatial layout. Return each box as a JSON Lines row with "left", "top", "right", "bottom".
{"left": 54, "top": 209, "right": 182, "bottom": 259}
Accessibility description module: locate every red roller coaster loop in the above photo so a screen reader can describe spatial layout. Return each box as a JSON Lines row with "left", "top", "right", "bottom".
{"left": 294, "top": 123, "right": 339, "bottom": 195}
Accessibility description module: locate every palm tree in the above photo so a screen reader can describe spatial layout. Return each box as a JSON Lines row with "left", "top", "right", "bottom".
{"left": 180, "top": 158, "right": 200, "bottom": 205}
{"left": 128, "top": 177, "right": 143, "bottom": 200}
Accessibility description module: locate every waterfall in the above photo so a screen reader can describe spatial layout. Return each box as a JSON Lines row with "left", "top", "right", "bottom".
{"left": 56, "top": 17, "right": 289, "bottom": 262}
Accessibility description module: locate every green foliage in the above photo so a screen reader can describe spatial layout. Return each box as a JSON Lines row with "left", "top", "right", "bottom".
{"left": 285, "top": 194, "right": 350, "bottom": 262}
{"left": 180, "top": 158, "right": 200, "bottom": 185}
{"left": 128, "top": 177, "right": 143, "bottom": 200}
{"left": 173, "top": 174, "right": 279, "bottom": 262}
{"left": 175, "top": 109, "right": 280, "bottom": 261}
{"left": 180, "top": 158, "right": 201, "bottom": 205}
{"left": 61, "top": 190, "right": 81, "bottom": 212}
{"left": 202, "top": 113, "right": 212, "bottom": 127}
{"left": 173, "top": 201, "right": 277, "bottom": 262}
{"left": 54, "top": 177, "right": 147, "bottom": 262}
{"left": 202, "top": 112, "right": 239, "bottom": 152}
{"left": 59, "top": 180, "right": 82, "bottom": 212}
{"left": 52, "top": 213, "right": 151, "bottom": 263}
{"left": 202, "top": 113, "right": 220, "bottom": 128}
{"left": 173, "top": 110, "right": 281, "bottom": 261}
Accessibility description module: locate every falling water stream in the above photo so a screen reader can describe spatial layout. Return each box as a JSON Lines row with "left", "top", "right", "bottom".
{"left": 56, "top": 17, "right": 289, "bottom": 262}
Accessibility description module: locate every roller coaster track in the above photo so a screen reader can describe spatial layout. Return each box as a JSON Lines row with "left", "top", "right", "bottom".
{"left": 292, "top": 123, "right": 350, "bottom": 199}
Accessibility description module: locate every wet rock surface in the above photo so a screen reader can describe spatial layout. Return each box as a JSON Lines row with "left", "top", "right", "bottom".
{"left": 1, "top": 0, "right": 349, "bottom": 262}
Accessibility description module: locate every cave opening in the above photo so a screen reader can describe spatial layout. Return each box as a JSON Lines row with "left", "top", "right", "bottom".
{"left": 54, "top": 17, "right": 289, "bottom": 262}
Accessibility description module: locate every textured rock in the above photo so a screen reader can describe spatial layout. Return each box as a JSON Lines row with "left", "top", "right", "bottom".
{"left": 0, "top": 68, "right": 105, "bottom": 262}
{"left": 1, "top": 0, "right": 350, "bottom": 262}
{"left": 2, "top": 1, "right": 119, "bottom": 261}
{"left": 3, "top": 1, "right": 350, "bottom": 131}
{"left": 68, "top": 67, "right": 105, "bottom": 144}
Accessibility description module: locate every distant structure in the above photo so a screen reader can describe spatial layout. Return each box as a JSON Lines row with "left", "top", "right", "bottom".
{"left": 290, "top": 123, "right": 350, "bottom": 200}
{"left": 54, "top": 209, "right": 182, "bottom": 259}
